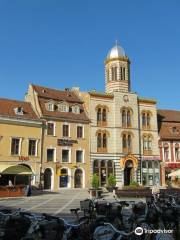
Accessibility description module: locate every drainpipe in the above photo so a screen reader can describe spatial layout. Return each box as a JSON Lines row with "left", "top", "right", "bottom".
{"left": 137, "top": 101, "right": 142, "bottom": 185}
{"left": 39, "top": 120, "right": 45, "bottom": 189}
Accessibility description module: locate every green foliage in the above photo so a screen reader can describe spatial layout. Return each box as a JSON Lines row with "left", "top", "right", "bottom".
{"left": 107, "top": 174, "right": 116, "bottom": 187}
{"left": 91, "top": 174, "right": 99, "bottom": 189}
{"left": 129, "top": 181, "right": 139, "bottom": 187}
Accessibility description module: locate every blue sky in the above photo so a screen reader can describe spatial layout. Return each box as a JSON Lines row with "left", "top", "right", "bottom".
{"left": 0, "top": 0, "right": 179, "bottom": 110}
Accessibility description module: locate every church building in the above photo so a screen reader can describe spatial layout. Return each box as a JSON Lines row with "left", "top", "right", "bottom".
{"left": 80, "top": 43, "right": 160, "bottom": 187}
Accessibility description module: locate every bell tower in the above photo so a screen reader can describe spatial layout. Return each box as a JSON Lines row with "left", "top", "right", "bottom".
{"left": 105, "top": 43, "right": 131, "bottom": 93}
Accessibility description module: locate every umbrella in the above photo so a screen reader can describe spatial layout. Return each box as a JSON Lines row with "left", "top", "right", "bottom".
{"left": 168, "top": 169, "right": 180, "bottom": 178}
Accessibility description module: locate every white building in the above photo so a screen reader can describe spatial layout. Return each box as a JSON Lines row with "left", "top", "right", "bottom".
{"left": 80, "top": 43, "right": 160, "bottom": 187}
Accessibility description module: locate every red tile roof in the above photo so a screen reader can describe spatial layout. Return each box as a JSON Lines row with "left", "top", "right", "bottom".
{"left": 158, "top": 109, "right": 180, "bottom": 122}
{"left": 0, "top": 98, "right": 39, "bottom": 121}
{"left": 32, "top": 84, "right": 83, "bottom": 103}
{"left": 32, "top": 84, "right": 90, "bottom": 123}
{"left": 158, "top": 109, "right": 180, "bottom": 140}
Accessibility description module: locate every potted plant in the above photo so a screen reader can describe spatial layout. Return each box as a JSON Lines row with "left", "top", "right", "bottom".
{"left": 107, "top": 174, "right": 116, "bottom": 192}
{"left": 89, "top": 174, "right": 101, "bottom": 198}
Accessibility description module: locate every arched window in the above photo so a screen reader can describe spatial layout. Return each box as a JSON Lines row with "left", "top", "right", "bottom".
{"left": 102, "top": 109, "right": 106, "bottom": 122}
{"left": 147, "top": 113, "right": 150, "bottom": 127}
{"left": 107, "top": 160, "right": 114, "bottom": 176}
{"left": 123, "top": 134, "right": 127, "bottom": 149}
{"left": 97, "top": 133, "right": 101, "bottom": 148}
{"left": 103, "top": 133, "right": 107, "bottom": 148}
{"left": 142, "top": 113, "right": 146, "bottom": 127}
{"left": 143, "top": 136, "right": 148, "bottom": 150}
{"left": 154, "top": 161, "right": 159, "bottom": 169}
{"left": 127, "top": 110, "right": 131, "bottom": 127}
{"left": 148, "top": 161, "right": 152, "bottom": 169}
{"left": 127, "top": 135, "right": 131, "bottom": 150}
{"left": 97, "top": 108, "right": 101, "bottom": 122}
{"left": 122, "top": 110, "right": 126, "bottom": 126}
{"left": 147, "top": 136, "right": 152, "bottom": 150}
{"left": 164, "top": 147, "right": 169, "bottom": 161}
{"left": 112, "top": 66, "right": 117, "bottom": 81}
{"left": 142, "top": 161, "right": 146, "bottom": 168}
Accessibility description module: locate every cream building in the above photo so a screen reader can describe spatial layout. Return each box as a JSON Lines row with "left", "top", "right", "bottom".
{"left": 0, "top": 98, "right": 42, "bottom": 186}
{"left": 80, "top": 43, "right": 160, "bottom": 187}
{"left": 25, "top": 84, "right": 90, "bottom": 190}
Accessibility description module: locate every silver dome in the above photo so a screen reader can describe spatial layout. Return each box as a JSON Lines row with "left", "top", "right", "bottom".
{"left": 107, "top": 44, "right": 126, "bottom": 59}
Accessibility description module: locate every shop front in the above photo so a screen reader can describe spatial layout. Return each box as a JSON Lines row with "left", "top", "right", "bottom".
{"left": 0, "top": 164, "right": 33, "bottom": 197}
{"left": 141, "top": 158, "right": 160, "bottom": 186}
{"left": 93, "top": 160, "right": 114, "bottom": 187}
{"left": 165, "top": 163, "right": 180, "bottom": 188}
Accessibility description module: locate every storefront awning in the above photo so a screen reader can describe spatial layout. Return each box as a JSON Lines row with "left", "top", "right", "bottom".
{"left": 1, "top": 165, "right": 32, "bottom": 175}
{"left": 168, "top": 169, "right": 180, "bottom": 178}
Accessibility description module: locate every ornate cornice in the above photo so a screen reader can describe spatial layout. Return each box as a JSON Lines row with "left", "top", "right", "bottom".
{"left": 104, "top": 56, "right": 130, "bottom": 65}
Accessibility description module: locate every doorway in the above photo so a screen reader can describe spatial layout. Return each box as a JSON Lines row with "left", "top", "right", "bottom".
{"left": 124, "top": 160, "right": 133, "bottom": 186}
{"left": 44, "top": 168, "right": 52, "bottom": 189}
{"left": 74, "top": 169, "right": 83, "bottom": 188}
{"left": 60, "top": 168, "right": 68, "bottom": 188}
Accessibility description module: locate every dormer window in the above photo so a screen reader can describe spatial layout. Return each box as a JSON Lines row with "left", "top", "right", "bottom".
{"left": 14, "top": 107, "right": 24, "bottom": 115}
{"left": 58, "top": 103, "right": 69, "bottom": 112}
{"left": 172, "top": 127, "right": 178, "bottom": 134}
{"left": 72, "top": 105, "right": 80, "bottom": 114}
{"left": 47, "top": 103, "right": 54, "bottom": 111}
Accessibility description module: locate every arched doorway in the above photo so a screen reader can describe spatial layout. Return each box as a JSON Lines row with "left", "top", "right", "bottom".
{"left": 124, "top": 160, "right": 134, "bottom": 186}
{"left": 74, "top": 169, "right": 83, "bottom": 188}
{"left": 44, "top": 168, "right": 52, "bottom": 189}
{"left": 59, "top": 168, "right": 68, "bottom": 188}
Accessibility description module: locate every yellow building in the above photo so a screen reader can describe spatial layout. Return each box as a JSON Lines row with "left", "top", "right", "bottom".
{"left": 0, "top": 98, "right": 42, "bottom": 187}
{"left": 26, "top": 84, "right": 90, "bottom": 190}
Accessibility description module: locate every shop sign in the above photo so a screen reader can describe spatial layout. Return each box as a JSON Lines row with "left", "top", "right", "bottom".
{"left": 166, "top": 163, "right": 180, "bottom": 169}
{"left": 19, "top": 156, "right": 30, "bottom": 161}
{"left": 57, "top": 139, "right": 78, "bottom": 146}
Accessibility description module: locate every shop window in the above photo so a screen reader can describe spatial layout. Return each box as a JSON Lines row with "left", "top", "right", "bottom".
{"left": 154, "top": 161, "right": 159, "bottom": 169}
{"left": 148, "top": 161, "right": 152, "bottom": 169}
{"left": 59, "top": 168, "right": 68, "bottom": 188}
{"left": 142, "top": 161, "right": 146, "bottom": 168}
{"left": 93, "top": 160, "right": 99, "bottom": 175}
{"left": 142, "top": 173, "right": 147, "bottom": 185}
{"left": 107, "top": 160, "right": 113, "bottom": 176}
{"left": 148, "top": 175, "right": 154, "bottom": 186}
